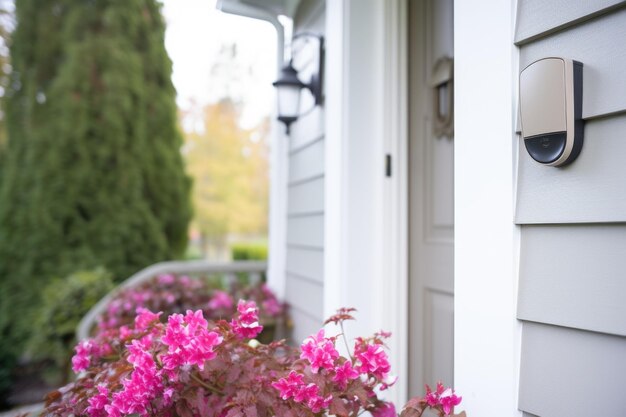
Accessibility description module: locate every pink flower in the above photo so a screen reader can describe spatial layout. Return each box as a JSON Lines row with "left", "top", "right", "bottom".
{"left": 104, "top": 404, "right": 121, "bottom": 417}
{"left": 183, "top": 309, "right": 208, "bottom": 333}
{"left": 157, "top": 274, "right": 176, "bottom": 285}
{"left": 260, "top": 284, "right": 283, "bottom": 316}
{"left": 230, "top": 300, "right": 263, "bottom": 339}
{"left": 134, "top": 308, "right": 161, "bottom": 330}
{"left": 106, "top": 334, "right": 165, "bottom": 417}
{"left": 424, "top": 383, "right": 462, "bottom": 415}
{"left": 307, "top": 394, "right": 332, "bottom": 413}
{"left": 86, "top": 384, "right": 109, "bottom": 417}
{"left": 425, "top": 382, "right": 445, "bottom": 407}
{"left": 72, "top": 340, "right": 94, "bottom": 372}
{"left": 332, "top": 361, "right": 359, "bottom": 389}
{"left": 163, "top": 387, "right": 175, "bottom": 407}
{"left": 272, "top": 371, "right": 330, "bottom": 413}
{"left": 119, "top": 325, "right": 133, "bottom": 340}
{"left": 262, "top": 298, "right": 282, "bottom": 316}
{"left": 208, "top": 290, "right": 234, "bottom": 310}
{"left": 272, "top": 371, "right": 305, "bottom": 400}
{"left": 127, "top": 337, "right": 156, "bottom": 370}
{"left": 354, "top": 342, "right": 391, "bottom": 380}
{"left": 372, "top": 402, "right": 396, "bottom": 417}
{"left": 293, "top": 383, "right": 319, "bottom": 403}
{"left": 300, "top": 329, "right": 340, "bottom": 373}
{"left": 439, "top": 388, "right": 462, "bottom": 415}
{"left": 161, "top": 310, "right": 222, "bottom": 371}
{"left": 179, "top": 275, "right": 193, "bottom": 287}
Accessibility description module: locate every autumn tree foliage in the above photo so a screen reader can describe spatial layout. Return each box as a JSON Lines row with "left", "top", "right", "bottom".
{"left": 182, "top": 100, "right": 269, "bottom": 256}
{"left": 0, "top": 0, "right": 191, "bottom": 395}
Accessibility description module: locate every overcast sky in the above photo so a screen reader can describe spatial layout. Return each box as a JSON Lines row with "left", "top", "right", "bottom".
{"left": 160, "top": 0, "right": 277, "bottom": 129}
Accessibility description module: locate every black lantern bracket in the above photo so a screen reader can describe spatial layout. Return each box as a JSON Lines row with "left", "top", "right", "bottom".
{"left": 291, "top": 32, "right": 324, "bottom": 107}
{"left": 272, "top": 32, "right": 324, "bottom": 133}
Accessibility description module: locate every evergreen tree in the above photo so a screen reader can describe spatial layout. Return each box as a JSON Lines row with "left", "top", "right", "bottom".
{"left": 0, "top": 0, "right": 191, "bottom": 393}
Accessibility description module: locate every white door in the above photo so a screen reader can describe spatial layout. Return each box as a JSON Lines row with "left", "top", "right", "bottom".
{"left": 408, "top": 0, "right": 455, "bottom": 396}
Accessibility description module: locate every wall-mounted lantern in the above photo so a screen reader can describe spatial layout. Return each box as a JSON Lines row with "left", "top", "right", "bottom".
{"left": 272, "top": 33, "right": 324, "bottom": 134}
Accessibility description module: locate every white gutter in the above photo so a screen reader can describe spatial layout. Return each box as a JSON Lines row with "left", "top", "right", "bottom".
{"left": 216, "top": 0, "right": 285, "bottom": 70}
{"left": 215, "top": 0, "right": 289, "bottom": 301}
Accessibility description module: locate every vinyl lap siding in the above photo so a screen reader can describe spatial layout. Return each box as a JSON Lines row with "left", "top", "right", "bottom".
{"left": 284, "top": 0, "right": 326, "bottom": 345}
{"left": 514, "top": 2, "right": 626, "bottom": 416}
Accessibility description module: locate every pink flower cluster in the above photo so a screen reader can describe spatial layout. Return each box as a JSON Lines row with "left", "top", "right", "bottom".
{"left": 372, "top": 402, "right": 397, "bottom": 417}
{"left": 75, "top": 309, "right": 223, "bottom": 417}
{"left": 208, "top": 290, "right": 234, "bottom": 310}
{"left": 271, "top": 371, "right": 332, "bottom": 412}
{"left": 260, "top": 284, "right": 282, "bottom": 316}
{"left": 230, "top": 300, "right": 263, "bottom": 339}
{"left": 425, "top": 382, "right": 463, "bottom": 415}
{"left": 94, "top": 275, "right": 287, "bottom": 344}
{"left": 105, "top": 336, "right": 165, "bottom": 417}
{"left": 72, "top": 339, "right": 112, "bottom": 373}
{"left": 50, "top": 306, "right": 466, "bottom": 417}
{"left": 300, "top": 329, "right": 340, "bottom": 373}
{"left": 354, "top": 338, "right": 391, "bottom": 380}
{"left": 273, "top": 326, "right": 394, "bottom": 415}
{"left": 161, "top": 310, "right": 223, "bottom": 373}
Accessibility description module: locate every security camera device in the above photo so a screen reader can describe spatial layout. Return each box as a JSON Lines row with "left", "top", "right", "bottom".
{"left": 519, "top": 58, "right": 583, "bottom": 167}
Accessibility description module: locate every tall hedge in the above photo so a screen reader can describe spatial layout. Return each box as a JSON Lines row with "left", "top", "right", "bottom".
{"left": 0, "top": 0, "right": 191, "bottom": 392}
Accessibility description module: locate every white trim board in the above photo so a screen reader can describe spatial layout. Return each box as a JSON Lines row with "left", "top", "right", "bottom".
{"left": 324, "top": 0, "right": 408, "bottom": 408}
{"left": 381, "top": 0, "right": 409, "bottom": 406}
{"left": 454, "top": 0, "right": 522, "bottom": 416}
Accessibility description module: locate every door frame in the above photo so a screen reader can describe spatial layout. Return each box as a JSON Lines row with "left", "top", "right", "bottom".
{"left": 324, "top": 0, "right": 410, "bottom": 407}
{"left": 381, "top": 0, "right": 410, "bottom": 406}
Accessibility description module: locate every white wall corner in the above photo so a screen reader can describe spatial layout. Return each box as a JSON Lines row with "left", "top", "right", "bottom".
{"left": 454, "top": 0, "right": 522, "bottom": 416}
{"left": 267, "top": 123, "right": 288, "bottom": 300}
{"left": 322, "top": 0, "right": 346, "bottom": 323}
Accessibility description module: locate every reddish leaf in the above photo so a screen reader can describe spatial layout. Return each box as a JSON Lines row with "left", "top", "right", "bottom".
{"left": 244, "top": 405, "right": 258, "bottom": 417}
{"left": 400, "top": 408, "right": 423, "bottom": 417}
{"left": 176, "top": 402, "right": 194, "bottom": 417}
{"left": 329, "top": 397, "right": 350, "bottom": 417}
{"left": 324, "top": 308, "right": 357, "bottom": 325}
{"left": 225, "top": 407, "right": 244, "bottom": 417}
{"left": 44, "top": 390, "right": 62, "bottom": 405}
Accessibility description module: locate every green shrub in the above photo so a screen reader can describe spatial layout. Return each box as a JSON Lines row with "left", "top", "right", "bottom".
{"left": 231, "top": 242, "right": 268, "bottom": 261}
{"left": 231, "top": 243, "right": 268, "bottom": 285}
{"left": 0, "top": 0, "right": 191, "bottom": 390}
{"left": 28, "top": 268, "right": 114, "bottom": 384}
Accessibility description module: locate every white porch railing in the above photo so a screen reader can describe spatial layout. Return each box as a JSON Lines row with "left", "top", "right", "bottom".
{"left": 76, "top": 260, "right": 267, "bottom": 342}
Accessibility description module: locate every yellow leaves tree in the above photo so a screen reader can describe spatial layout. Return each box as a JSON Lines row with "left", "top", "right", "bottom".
{"left": 182, "top": 99, "right": 269, "bottom": 257}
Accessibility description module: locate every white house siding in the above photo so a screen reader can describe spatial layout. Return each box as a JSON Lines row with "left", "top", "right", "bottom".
{"left": 284, "top": 0, "right": 326, "bottom": 345}
{"left": 514, "top": 2, "right": 626, "bottom": 416}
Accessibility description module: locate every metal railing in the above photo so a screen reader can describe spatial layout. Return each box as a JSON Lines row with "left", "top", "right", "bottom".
{"left": 76, "top": 260, "right": 267, "bottom": 341}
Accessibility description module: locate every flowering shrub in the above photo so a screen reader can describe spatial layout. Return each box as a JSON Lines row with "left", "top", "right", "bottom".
{"left": 400, "top": 382, "right": 464, "bottom": 417}
{"left": 43, "top": 306, "right": 465, "bottom": 417}
{"left": 95, "top": 274, "right": 288, "bottom": 342}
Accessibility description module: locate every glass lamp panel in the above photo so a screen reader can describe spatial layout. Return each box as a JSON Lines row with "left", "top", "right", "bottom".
{"left": 277, "top": 85, "right": 302, "bottom": 118}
